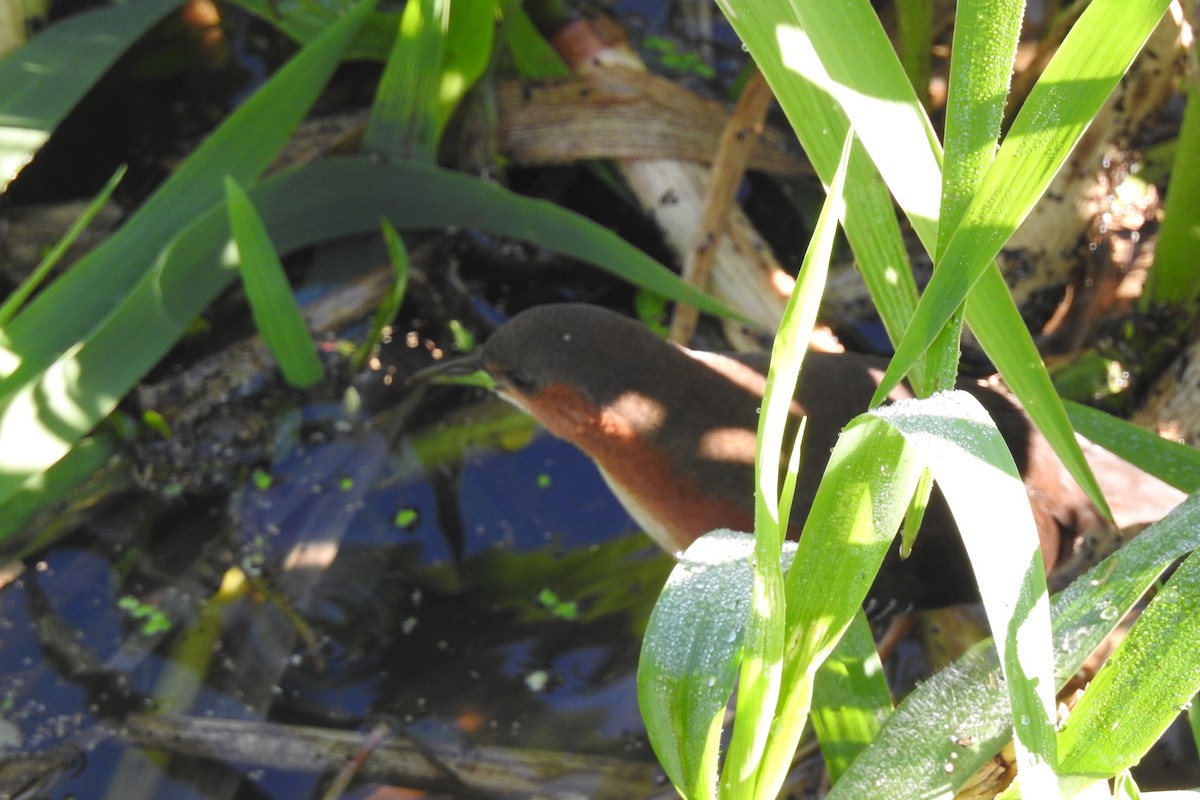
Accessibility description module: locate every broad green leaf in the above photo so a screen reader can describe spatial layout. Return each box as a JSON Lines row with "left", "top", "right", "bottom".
{"left": 724, "top": 131, "right": 852, "bottom": 795}
{"left": 224, "top": 177, "right": 323, "bottom": 388}
{"left": 1064, "top": 400, "right": 1200, "bottom": 493}
{"left": 0, "top": 0, "right": 378, "bottom": 387}
{"left": 638, "top": 530, "right": 799, "bottom": 800}
{"left": 811, "top": 611, "right": 890, "bottom": 783}
{"left": 0, "top": 156, "right": 734, "bottom": 507}
{"left": 826, "top": 492, "right": 1200, "bottom": 799}
{"left": 1058, "top": 547, "right": 1200, "bottom": 784}
{"left": 876, "top": 391, "right": 1058, "bottom": 796}
{"left": 0, "top": 0, "right": 182, "bottom": 190}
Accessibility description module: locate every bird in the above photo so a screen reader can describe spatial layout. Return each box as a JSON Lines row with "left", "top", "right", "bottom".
{"left": 412, "top": 303, "right": 1183, "bottom": 610}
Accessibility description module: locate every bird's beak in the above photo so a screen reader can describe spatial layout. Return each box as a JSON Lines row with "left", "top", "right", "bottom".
{"left": 407, "top": 353, "right": 496, "bottom": 390}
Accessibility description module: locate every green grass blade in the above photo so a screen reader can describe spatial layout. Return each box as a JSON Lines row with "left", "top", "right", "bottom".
{"left": 1064, "top": 400, "right": 1200, "bottom": 493}
{"left": 0, "top": 156, "right": 735, "bottom": 507}
{"left": 715, "top": 2, "right": 924, "bottom": 387}
{"left": 895, "top": 0, "right": 933, "bottom": 108}
{"left": 0, "top": 164, "right": 126, "bottom": 325}
{"left": 811, "top": 611, "right": 890, "bottom": 783}
{"left": 0, "top": 0, "right": 181, "bottom": 190}
{"left": 0, "top": 0, "right": 378, "bottom": 387}
{"left": 724, "top": 131, "right": 852, "bottom": 797}
{"left": 965, "top": 267, "right": 1111, "bottom": 517}
{"left": 825, "top": 492, "right": 1200, "bottom": 799}
{"left": 937, "top": 0, "right": 1023, "bottom": 259}
{"left": 638, "top": 532, "right": 799, "bottom": 800}
{"left": 1142, "top": 78, "right": 1200, "bottom": 308}
{"left": 876, "top": 391, "right": 1058, "bottom": 796}
{"left": 364, "top": 0, "right": 449, "bottom": 162}
{"left": 224, "top": 177, "right": 323, "bottom": 388}
{"left": 351, "top": 218, "right": 410, "bottom": 372}
{"left": 1057, "top": 548, "right": 1200, "bottom": 783}
{"left": 775, "top": 0, "right": 942, "bottom": 250}
{"left": 873, "top": 0, "right": 1173, "bottom": 404}
{"left": 755, "top": 417, "right": 924, "bottom": 797}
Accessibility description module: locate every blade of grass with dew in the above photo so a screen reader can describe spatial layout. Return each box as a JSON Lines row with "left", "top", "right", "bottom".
{"left": 0, "top": 155, "right": 739, "bottom": 512}
{"left": 723, "top": 130, "right": 852, "bottom": 798}
{"left": 875, "top": 391, "right": 1058, "bottom": 797}
{"left": 1064, "top": 400, "right": 1200, "bottom": 493}
{"left": 0, "top": 0, "right": 377, "bottom": 388}
{"left": 224, "top": 176, "right": 323, "bottom": 388}
{"left": 0, "top": 0, "right": 181, "bottom": 190}
{"left": 363, "top": 0, "right": 492, "bottom": 160}
{"left": 753, "top": 415, "right": 925, "bottom": 798}
{"left": 714, "top": 1, "right": 924, "bottom": 389}
{"left": 825, "top": 492, "right": 1200, "bottom": 799}
{"left": 638, "top": 532, "right": 799, "bottom": 800}
{"left": 1142, "top": 77, "right": 1200, "bottom": 308}
{"left": 0, "top": 164, "right": 125, "bottom": 326}
{"left": 872, "top": 0, "right": 1173, "bottom": 405}
{"left": 1057, "top": 546, "right": 1200, "bottom": 791}
{"left": 777, "top": 1, "right": 942, "bottom": 249}
{"left": 811, "top": 610, "right": 891, "bottom": 783}
{"left": 925, "top": 0, "right": 1023, "bottom": 384}
{"left": 937, "top": 0, "right": 1023, "bottom": 261}
{"left": 364, "top": 0, "right": 448, "bottom": 161}
{"left": 351, "top": 218, "right": 410, "bottom": 373}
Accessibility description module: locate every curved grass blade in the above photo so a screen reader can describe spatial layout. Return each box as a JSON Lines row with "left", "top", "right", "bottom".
{"left": 826, "top": 492, "right": 1200, "bottom": 799}
{"left": 876, "top": 391, "right": 1058, "bottom": 796}
{"left": 0, "top": 156, "right": 734, "bottom": 507}
{"left": 224, "top": 177, "right": 323, "bottom": 388}
{"left": 1064, "top": 400, "right": 1200, "bottom": 493}
{"left": 0, "top": 0, "right": 378, "bottom": 387}
{"left": 351, "top": 218, "right": 410, "bottom": 372}
{"left": 873, "top": 0, "right": 1173, "bottom": 404}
